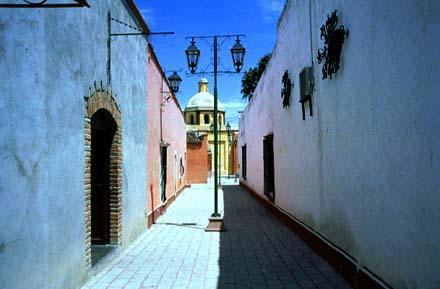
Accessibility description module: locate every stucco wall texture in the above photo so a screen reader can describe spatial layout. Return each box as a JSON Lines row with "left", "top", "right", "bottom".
{"left": 0, "top": 2, "right": 148, "bottom": 289}
{"left": 238, "top": 1, "right": 440, "bottom": 288}
{"left": 147, "top": 47, "right": 187, "bottom": 217}
{"left": 162, "top": 93, "right": 187, "bottom": 199}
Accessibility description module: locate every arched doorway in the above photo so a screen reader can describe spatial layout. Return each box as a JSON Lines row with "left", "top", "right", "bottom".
{"left": 91, "top": 109, "right": 116, "bottom": 245}
{"left": 90, "top": 109, "right": 117, "bottom": 265}
{"left": 84, "top": 87, "right": 122, "bottom": 269}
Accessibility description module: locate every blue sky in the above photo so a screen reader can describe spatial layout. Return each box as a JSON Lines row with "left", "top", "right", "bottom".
{"left": 134, "top": 0, "right": 284, "bottom": 128}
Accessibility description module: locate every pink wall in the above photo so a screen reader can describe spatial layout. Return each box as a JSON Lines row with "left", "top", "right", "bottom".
{"left": 162, "top": 95, "right": 187, "bottom": 196}
{"left": 147, "top": 45, "right": 187, "bottom": 225}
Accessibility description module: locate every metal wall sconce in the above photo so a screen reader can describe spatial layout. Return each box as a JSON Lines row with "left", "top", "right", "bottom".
{"left": 161, "top": 71, "right": 181, "bottom": 109}
{"left": 317, "top": 10, "right": 349, "bottom": 79}
{"left": 167, "top": 71, "right": 182, "bottom": 93}
{"left": 107, "top": 13, "right": 173, "bottom": 86}
{"left": 0, "top": 0, "right": 90, "bottom": 8}
{"left": 299, "top": 67, "right": 313, "bottom": 120}
{"left": 281, "top": 70, "right": 292, "bottom": 109}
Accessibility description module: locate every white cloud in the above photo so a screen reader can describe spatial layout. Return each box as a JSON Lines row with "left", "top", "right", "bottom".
{"left": 140, "top": 8, "right": 156, "bottom": 26}
{"left": 222, "top": 101, "right": 247, "bottom": 129}
{"left": 258, "top": 0, "right": 284, "bottom": 23}
{"left": 221, "top": 101, "right": 246, "bottom": 110}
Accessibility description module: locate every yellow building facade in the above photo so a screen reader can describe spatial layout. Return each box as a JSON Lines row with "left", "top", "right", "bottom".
{"left": 184, "top": 78, "right": 237, "bottom": 176}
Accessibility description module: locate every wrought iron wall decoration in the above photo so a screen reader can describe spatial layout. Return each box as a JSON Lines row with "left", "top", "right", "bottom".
{"left": 0, "top": 0, "right": 90, "bottom": 8}
{"left": 281, "top": 70, "right": 292, "bottom": 109}
{"left": 106, "top": 12, "right": 174, "bottom": 86}
{"left": 317, "top": 10, "right": 349, "bottom": 79}
{"left": 180, "top": 157, "right": 185, "bottom": 176}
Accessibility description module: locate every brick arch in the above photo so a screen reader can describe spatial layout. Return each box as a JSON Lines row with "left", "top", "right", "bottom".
{"left": 83, "top": 87, "right": 122, "bottom": 269}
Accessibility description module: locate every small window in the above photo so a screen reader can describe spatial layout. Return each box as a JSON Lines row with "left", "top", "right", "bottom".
{"left": 218, "top": 115, "right": 222, "bottom": 125}
{"left": 204, "top": 114, "right": 210, "bottom": 124}
{"left": 241, "top": 145, "right": 247, "bottom": 179}
{"left": 190, "top": 114, "right": 195, "bottom": 125}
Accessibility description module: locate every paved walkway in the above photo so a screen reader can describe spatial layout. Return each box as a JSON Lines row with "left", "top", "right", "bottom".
{"left": 81, "top": 179, "right": 351, "bottom": 289}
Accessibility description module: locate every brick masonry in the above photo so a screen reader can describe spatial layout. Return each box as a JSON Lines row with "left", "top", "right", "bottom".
{"left": 84, "top": 86, "right": 122, "bottom": 270}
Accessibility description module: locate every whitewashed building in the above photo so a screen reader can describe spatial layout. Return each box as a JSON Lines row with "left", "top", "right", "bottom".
{"left": 238, "top": 1, "right": 440, "bottom": 288}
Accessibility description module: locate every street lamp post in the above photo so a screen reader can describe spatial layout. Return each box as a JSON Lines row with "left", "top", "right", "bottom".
{"left": 226, "top": 122, "right": 231, "bottom": 179}
{"left": 185, "top": 34, "right": 246, "bottom": 232}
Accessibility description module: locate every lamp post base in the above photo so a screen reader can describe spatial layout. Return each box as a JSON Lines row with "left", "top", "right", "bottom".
{"left": 206, "top": 216, "right": 226, "bottom": 232}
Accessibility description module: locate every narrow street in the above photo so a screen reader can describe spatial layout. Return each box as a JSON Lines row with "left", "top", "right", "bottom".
{"left": 81, "top": 180, "right": 351, "bottom": 289}
{"left": 2, "top": 1, "right": 438, "bottom": 288}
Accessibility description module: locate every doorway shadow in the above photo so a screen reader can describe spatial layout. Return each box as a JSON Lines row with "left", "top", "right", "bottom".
{"left": 91, "top": 245, "right": 116, "bottom": 266}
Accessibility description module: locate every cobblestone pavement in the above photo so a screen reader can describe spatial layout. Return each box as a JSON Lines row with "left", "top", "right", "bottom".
{"left": 81, "top": 179, "right": 351, "bottom": 289}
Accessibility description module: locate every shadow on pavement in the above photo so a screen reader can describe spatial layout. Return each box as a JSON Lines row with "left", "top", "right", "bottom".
{"left": 216, "top": 185, "right": 352, "bottom": 289}
{"left": 154, "top": 222, "right": 206, "bottom": 230}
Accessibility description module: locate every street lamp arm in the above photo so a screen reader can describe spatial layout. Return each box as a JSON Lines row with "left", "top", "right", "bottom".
{"left": 0, "top": 0, "right": 90, "bottom": 7}
{"left": 185, "top": 34, "right": 246, "bottom": 40}
{"left": 185, "top": 70, "right": 245, "bottom": 76}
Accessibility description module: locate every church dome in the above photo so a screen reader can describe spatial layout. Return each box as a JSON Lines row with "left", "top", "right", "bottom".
{"left": 185, "top": 78, "right": 224, "bottom": 112}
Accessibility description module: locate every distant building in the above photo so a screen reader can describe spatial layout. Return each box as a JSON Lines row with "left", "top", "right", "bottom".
{"left": 184, "top": 78, "right": 238, "bottom": 183}
{"left": 186, "top": 132, "right": 209, "bottom": 184}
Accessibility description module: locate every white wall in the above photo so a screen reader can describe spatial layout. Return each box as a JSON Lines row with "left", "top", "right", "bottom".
{"left": 0, "top": 1, "right": 148, "bottom": 288}
{"left": 238, "top": 0, "right": 440, "bottom": 288}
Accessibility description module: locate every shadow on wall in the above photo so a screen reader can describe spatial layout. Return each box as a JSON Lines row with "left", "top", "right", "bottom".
{"left": 216, "top": 185, "right": 352, "bottom": 289}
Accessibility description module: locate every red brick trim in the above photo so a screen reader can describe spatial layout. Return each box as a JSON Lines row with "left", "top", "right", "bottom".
{"left": 147, "top": 185, "right": 188, "bottom": 228}
{"left": 240, "top": 181, "right": 391, "bottom": 289}
{"left": 84, "top": 85, "right": 122, "bottom": 270}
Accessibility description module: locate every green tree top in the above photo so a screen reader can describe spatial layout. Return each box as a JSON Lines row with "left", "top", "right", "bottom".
{"left": 241, "top": 53, "right": 271, "bottom": 101}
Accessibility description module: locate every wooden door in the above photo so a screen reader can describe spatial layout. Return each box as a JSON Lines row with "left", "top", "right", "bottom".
{"left": 263, "top": 134, "right": 275, "bottom": 202}
{"left": 160, "top": 146, "right": 167, "bottom": 202}
{"left": 91, "top": 109, "right": 116, "bottom": 244}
